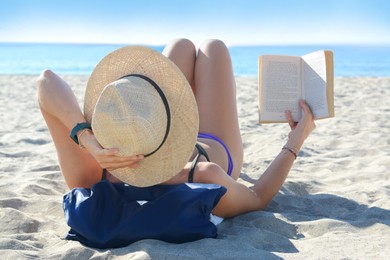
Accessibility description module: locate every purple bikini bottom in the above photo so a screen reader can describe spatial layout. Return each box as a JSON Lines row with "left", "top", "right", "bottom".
{"left": 197, "top": 133, "right": 233, "bottom": 176}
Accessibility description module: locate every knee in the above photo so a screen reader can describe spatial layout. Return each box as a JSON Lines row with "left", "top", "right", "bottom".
{"left": 165, "top": 38, "right": 196, "bottom": 55}
{"left": 175, "top": 38, "right": 196, "bottom": 49}
{"left": 198, "top": 40, "right": 233, "bottom": 66}
{"left": 198, "top": 39, "right": 229, "bottom": 57}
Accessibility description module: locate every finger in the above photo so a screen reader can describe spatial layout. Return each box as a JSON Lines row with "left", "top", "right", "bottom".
{"left": 98, "top": 148, "right": 143, "bottom": 159}
{"left": 104, "top": 160, "right": 140, "bottom": 169}
{"left": 112, "top": 154, "right": 144, "bottom": 161}
{"left": 299, "top": 99, "right": 313, "bottom": 115}
{"left": 99, "top": 155, "right": 144, "bottom": 165}
{"left": 285, "top": 110, "right": 297, "bottom": 129}
{"left": 100, "top": 148, "right": 119, "bottom": 156}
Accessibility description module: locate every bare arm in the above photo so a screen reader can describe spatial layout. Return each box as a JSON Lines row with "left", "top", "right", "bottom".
{"left": 252, "top": 100, "right": 316, "bottom": 208}
{"left": 207, "top": 100, "right": 315, "bottom": 218}
{"left": 37, "top": 70, "right": 143, "bottom": 176}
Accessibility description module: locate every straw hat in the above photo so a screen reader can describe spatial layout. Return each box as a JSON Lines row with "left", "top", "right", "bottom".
{"left": 84, "top": 46, "right": 199, "bottom": 187}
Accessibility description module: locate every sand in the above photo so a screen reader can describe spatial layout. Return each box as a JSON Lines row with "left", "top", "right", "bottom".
{"left": 1, "top": 75, "right": 389, "bottom": 259}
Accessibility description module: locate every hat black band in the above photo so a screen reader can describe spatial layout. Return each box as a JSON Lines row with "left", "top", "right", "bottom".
{"left": 121, "top": 74, "right": 171, "bottom": 158}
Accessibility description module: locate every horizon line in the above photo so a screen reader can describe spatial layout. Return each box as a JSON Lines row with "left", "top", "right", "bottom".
{"left": 1, "top": 41, "right": 390, "bottom": 47}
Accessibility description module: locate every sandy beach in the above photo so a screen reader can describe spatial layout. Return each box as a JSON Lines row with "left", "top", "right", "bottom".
{"left": 1, "top": 75, "right": 389, "bottom": 259}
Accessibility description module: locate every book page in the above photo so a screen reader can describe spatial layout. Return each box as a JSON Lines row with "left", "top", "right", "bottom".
{"left": 302, "top": 51, "right": 329, "bottom": 119}
{"left": 259, "top": 55, "right": 302, "bottom": 122}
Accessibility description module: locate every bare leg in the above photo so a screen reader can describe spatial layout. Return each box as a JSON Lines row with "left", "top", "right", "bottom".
{"left": 37, "top": 70, "right": 102, "bottom": 189}
{"left": 163, "top": 39, "right": 243, "bottom": 180}
{"left": 162, "top": 38, "right": 196, "bottom": 91}
{"left": 195, "top": 39, "right": 243, "bottom": 180}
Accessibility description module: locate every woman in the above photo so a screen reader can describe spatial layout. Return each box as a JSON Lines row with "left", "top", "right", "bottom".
{"left": 37, "top": 38, "right": 315, "bottom": 220}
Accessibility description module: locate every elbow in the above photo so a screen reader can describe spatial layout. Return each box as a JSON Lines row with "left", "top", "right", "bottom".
{"left": 37, "top": 69, "right": 54, "bottom": 85}
{"left": 257, "top": 198, "right": 269, "bottom": 211}
{"left": 252, "top": 189, "right": 270, "bottom": 211}
{"left": 258, "top": 202, "right": 269, "bottom": 211}
{"left": 36, "top": 69, "right": 57, "bottom": 109}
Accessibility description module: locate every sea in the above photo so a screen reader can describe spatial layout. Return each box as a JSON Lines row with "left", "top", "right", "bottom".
{"left": 0, "top": 43, "right": 389, "bottom": 77}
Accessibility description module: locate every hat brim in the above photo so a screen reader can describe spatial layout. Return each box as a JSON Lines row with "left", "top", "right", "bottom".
{"left": 84, "top": 46, "right": 199, "bottom": 187}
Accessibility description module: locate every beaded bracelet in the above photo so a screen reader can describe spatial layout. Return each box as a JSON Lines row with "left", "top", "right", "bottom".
{"left": 282, "top": 145, "right": 298, "bottom": 159}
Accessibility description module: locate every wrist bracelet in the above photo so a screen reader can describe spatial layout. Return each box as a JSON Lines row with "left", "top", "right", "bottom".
{"left": 70, "top": 122, "right": 92, "bottom": 144}
{"left": 282, "top": 145, "right": 298, "bottom": 159}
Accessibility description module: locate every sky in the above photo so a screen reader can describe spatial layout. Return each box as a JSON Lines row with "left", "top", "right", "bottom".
{"left": 0, "top": 0, "right": 389, "bottom": 46}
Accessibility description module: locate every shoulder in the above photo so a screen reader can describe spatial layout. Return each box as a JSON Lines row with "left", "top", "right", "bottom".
{"left": 195, "top": 161, "right": 230, "bottom": 185}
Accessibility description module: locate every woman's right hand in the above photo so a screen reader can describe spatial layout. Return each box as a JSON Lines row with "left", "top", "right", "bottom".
{"left": 285, "top": 100, "right": 316, "bottom": 151}
{"left": 79, "top": 130, "right": 144, "bottom": 172}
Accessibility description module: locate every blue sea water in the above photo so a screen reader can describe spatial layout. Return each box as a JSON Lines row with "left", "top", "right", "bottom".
{"left": 0, "top": 43, "right": 389, "bottom": 77}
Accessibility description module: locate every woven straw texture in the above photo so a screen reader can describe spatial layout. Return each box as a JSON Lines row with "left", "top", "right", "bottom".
{"left": 84, "top": 46, "right": 198, "bottom": 187}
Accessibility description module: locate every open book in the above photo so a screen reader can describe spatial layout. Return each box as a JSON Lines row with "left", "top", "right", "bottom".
{"left": 258, "top": 50, "right": 334, "bottom": 123}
